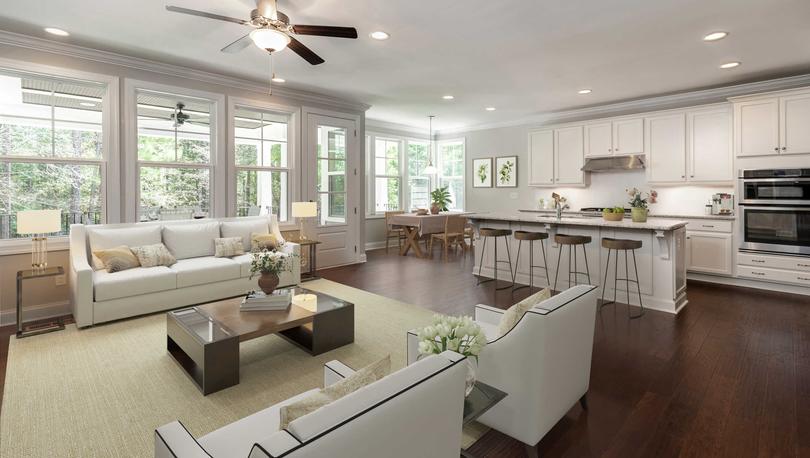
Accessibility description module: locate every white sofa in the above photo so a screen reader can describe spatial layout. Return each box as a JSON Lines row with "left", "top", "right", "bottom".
{"left": 69, "top": 215, "right": 300, "bottom": 328}
{"left": 406, "top": 285, "right": 598, "bottom": 456}
{"left": 155, "top": 351, "right": 468, "bottom": 458}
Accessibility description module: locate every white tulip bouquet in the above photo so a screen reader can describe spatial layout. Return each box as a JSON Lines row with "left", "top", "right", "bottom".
{"left": 416, "top": 314, "right": 488, "bottom": 360}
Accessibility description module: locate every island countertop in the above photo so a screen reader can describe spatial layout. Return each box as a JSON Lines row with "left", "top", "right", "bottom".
{"left": 466, "top": 211, "right": 688, "bottom": 231}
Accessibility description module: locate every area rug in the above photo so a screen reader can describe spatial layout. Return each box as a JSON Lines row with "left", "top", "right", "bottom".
{"left": 0, "top": 279, "right": 487, "bottom": 457}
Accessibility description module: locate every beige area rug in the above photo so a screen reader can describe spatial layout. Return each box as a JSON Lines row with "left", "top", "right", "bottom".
{"left": 0, "top": 279, "right": 487, "bottom": 458}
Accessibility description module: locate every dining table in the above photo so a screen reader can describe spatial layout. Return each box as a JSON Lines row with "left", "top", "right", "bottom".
{"left": 388, "top": 211, "right": 472, "bottom": 258}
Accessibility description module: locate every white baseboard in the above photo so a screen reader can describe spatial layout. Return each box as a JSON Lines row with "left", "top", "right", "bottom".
{"left": 365, "top": 241, "right": 387, "bottom": 251}
{"left": 687, "top": 272, "right": 810, "bottom": 296}
{"left": 0, "top": 300, "right": 71, "bottom": 327}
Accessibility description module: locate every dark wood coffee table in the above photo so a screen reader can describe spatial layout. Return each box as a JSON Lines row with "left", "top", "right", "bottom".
{"left": 166, "top": 286, "right": 354, "bottom": 395}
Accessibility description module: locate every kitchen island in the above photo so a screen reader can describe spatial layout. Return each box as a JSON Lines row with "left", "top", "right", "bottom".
{"left": 468, "top": 211, "right": 688, "bottom": 314}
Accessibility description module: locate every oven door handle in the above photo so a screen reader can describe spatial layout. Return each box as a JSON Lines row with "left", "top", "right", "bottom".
{"left": 739, "top": 205, "right": 810, "bottom": 211}
{"left": 740, "top": 177, "right": 810, "bottom": 182}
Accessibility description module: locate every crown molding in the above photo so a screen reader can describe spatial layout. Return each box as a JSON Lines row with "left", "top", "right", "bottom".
{"left": 0, "top": 30, "right": 371, "bottom": 113}
{"left": 436, "top": 73, "right": 810, "bottom": 136}
{"left": 366, "top": 118, "right": 429, "bottom": 137}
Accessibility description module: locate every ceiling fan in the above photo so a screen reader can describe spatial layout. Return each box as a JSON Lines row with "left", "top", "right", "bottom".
{"left": 165, "top": 0, "right": 358, "bottom": 65}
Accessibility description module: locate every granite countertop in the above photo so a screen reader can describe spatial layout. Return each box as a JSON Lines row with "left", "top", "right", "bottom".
{"left": 467, "top": 212, "right": 688, "bottom": 231}
{"left": 518, "top": 209, "right": 736, "bottom": 221}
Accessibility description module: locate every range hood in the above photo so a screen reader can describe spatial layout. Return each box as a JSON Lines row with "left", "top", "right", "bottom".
{"left": 581, "top": 154, "right": 645, "bottom": 173}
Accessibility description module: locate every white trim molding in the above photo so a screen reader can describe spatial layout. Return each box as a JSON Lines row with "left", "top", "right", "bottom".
{"left": 0, "top": 300, "right": 70, "bottom": 327}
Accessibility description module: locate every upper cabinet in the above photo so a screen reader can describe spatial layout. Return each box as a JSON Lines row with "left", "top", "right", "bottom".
{"left": 646, "top": 113, "right": 687, "bottom": 183}
{"left": 733, "top": 89, "right": 810, "bottom": 157}
{"left": 781, "top": 93, "right": 810, "bottom": 155}
{"left": 527, "top": 127, "right": 585, "bottom": 187}
{"left": 584, "top": 117, "right": 643, "bottom": 157}
{"left": 528, "top": 130, "right": 554, "bottom": 186}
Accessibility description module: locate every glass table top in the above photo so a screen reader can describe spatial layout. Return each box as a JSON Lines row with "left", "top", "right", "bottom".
{"left": 169, "top": 308, "right": 233, "bottom": 344}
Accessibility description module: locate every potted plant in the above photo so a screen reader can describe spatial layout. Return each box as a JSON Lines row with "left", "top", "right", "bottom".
{"left": 602, "top": 206, "right": 625, "bottom": 222}
{"left": 430, "top": 186, "right": 452, "bottom": 214}
{"left": 250, "top": 247, "right": 295, "bottom": 294}
{"left": 417, "top": 314, "right": 488, "bottom": 396}
{"left": 626, "top": 188, "right": 658, "bottom": 222}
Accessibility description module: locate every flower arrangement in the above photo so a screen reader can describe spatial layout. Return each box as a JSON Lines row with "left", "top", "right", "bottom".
{"left": 416, "top": 314, "right": 488, "bottom": 360}
{"left": 250, "top": 248, "right": 295, "bottom": 278}
{"left": 626, "top": 188, "right": 658, "bottom": 209}
{"left": 430, "top": 186, "right": 453, "bottom": 212}
{"left": 551, "top": 192, "right": 570, "bottom": 210}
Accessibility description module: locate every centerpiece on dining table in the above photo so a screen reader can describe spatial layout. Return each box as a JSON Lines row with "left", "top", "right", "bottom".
{"left": 429, "top": 186, "right": 452, "bottom": 215}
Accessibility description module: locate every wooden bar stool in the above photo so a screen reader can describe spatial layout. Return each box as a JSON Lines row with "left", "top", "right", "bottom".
{"left": 511, "top": 230, "right": 550, "bottom": 292}
{"left": 476, "top": 228, "right": 514, "bottom": 290}
{"left": 553, "top": 234, "right": 592, "bottom": 292}
{"left": 600, "top": 237, "right": 645, "bottom": 319}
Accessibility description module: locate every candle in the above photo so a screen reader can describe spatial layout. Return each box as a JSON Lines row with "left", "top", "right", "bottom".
{"left": 293, "top": 293, "right": 318, "bottom": 312}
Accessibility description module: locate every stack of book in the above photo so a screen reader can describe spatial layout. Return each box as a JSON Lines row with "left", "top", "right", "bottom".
{"left": 240, "top": 290, "right": 292, "bottom": 311}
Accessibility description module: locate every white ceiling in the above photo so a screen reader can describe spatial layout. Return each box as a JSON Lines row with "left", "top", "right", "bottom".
{"left": 2, "top": 0, "right": 810, "bottom": 131}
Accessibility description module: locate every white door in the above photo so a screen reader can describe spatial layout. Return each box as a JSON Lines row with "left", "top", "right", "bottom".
{"left": 554, "top": 126, "right": 584, "bottom": 185}
{"left": 306, "top": 114, "right": 359, "bottom": 268}
{"left": 613, "top": 118, "right": 644, "bottom": 155}
{"left": 646, "top": 113, "right": 686, "bottom": 183}
{"left": 584, "top": 122, "right": 612, "bottom": 157}
{"left": 688, "top": 108, "right": 732, "bottom": 182}
{"left": 735, "top": 99, "right": 779, "bottom": 157}
{"left": 528, "top": 130, "right": 554, "bottom": 186}
{"left": 780, "top": 93, "right": 810, "bottom": 155}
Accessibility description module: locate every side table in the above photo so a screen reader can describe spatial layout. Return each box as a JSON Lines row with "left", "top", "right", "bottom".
{"left": 461, "top": 380, "right": 507, "bottom": 457}
{"left": 17, "top": 266, "right": 66, "bottom": 338}
{"left": 295, "top": 239, "right": 322, "bottom": 282}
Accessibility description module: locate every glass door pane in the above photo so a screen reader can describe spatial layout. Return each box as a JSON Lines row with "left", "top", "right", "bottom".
{"left": 316, "top": 125, "right": 347, "bottom": 225}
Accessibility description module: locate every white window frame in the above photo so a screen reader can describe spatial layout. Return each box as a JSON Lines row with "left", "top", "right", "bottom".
{"left": 227, "top": 97, "right": 299, "bottom": 227}
{"left": 405, "top": 139, "right": 431, "bottom": 212}
{"left": 365, "top": 132, "right": 432, "bottom": 217}
{"left": 371, "top": 135, "right": 403, "bottom": 214}
{"left": 437, "top": 138, "right": 466, "bottom": 211}
{"left": 0, "top": 58, "right": 119, "bottom": 254}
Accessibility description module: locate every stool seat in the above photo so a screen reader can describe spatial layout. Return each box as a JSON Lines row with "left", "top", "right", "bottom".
{"left": 555, "top": 234, "right": 592, "bottom": 245}
{"left": 480, "top": 228, "right": 512, "bottom": 237}
{"left": 601, "top": 238, "right": 643, "bottom": 250}
{"left": 514, "top": 230, "right": 549, "bottom": 241}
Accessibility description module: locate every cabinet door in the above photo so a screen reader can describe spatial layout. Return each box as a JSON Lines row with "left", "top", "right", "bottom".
{"left": 646, "top": 113, "right": 686, "bottom": 183}
{"left": 735, "top": 99, "right": 779, "bottom": 157}
{"left": 613, "top": 118, "right": 644, "bottom": 155}
{"left": 780, "top": 93, "right": 810, "bottom": 155}
{"left": 584, "top": 122, "right": 612, "bottom": 157}
{"left": 685, "top": 232, "right": 733, "bottom": 275}
{"left": 554, "top": 126, "right": 584, "bottom": 185}
{"left": 528, "top": 130, "right": 554, "bottom": 186}
{"left": 688, "top": 108, "right": 732, "bottom": 182}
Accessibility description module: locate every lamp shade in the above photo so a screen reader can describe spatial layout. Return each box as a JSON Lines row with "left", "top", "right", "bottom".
{"left": 250, "top": 28, "right": 291, "bottom": 52}
{"left": 291, "top": 202, "right": 317, "bottom": 218}
{"left": 16, "top": 209, "right": 62, "bottom": 234}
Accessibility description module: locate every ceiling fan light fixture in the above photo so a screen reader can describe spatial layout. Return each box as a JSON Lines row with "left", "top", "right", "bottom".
{"left": 250, "top": 28, "right": 291, "bottom": 52}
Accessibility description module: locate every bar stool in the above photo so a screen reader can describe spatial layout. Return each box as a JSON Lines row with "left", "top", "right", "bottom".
{"left": 511, "top": 230, "right": 550, "bottom": 292}
{"left": 553, "top": 234, "right": 592, "bottom": 292}
{"left": 600, "top": 238, "right": 645, "bottom": 319}
{"left": 476, "top": 228, "right": 514, "bottom": 290}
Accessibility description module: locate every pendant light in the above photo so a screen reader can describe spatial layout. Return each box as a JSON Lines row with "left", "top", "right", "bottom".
{"left": 423, "top": 115, "right": 438, "bottom": 175}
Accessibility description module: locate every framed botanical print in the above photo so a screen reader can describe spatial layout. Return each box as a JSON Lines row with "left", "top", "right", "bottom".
{"left": 472, "top": 157, "right": 492, "bottom": 188}
{"left": 495, "top": 156, "right": 517, "bottom": 187}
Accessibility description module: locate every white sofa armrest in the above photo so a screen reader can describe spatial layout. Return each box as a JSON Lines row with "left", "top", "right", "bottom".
{"left": 155, "top": 421, "right": 210, "bottom": 458}
{"left": 323, "top": 360, "right": 356, "bottom": 387}
{"left": 69, "top": 224, "right": 94, "bottom": 328}
{"left": 474, "top": 304, "right": 505, "bottom": 326}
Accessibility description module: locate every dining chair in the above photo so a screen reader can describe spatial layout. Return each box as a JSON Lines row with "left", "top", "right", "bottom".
{"left": 429, "top": 215, "right": 467, "bottom": 261}
{"left": 384, "top": 211, "right": 406, "bottom": 253}
{"left": 464, "top": 222, "right": 475, "bottom": 251}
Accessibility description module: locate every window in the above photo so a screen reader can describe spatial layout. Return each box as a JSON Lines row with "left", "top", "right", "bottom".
{"left": 438, "top": 139, "right": 465, "bottom": 211}
{"left": 373, "top": 137, "right": 401, "bottom": 212}
{"left": 136, "top": 90, "right": 213, "bottom": 221}
{"left": 365, "top": 133, "right": 429, "bottom": 215}
{"left": 317, "top": 125, "right": 348, "bottom": 225}
{"left": 407, "top": 141, "right": 430, "bottom": 210}
{"left": 0, "top": 70, "right": 106, "bottom": 239}
{"left": 233, "top": 106, "right": 290, "bottom": 221}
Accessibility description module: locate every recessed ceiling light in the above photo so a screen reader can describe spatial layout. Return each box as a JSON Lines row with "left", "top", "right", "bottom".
{"left": 578, "top": 89, "right": 592, "bottom": 94}
{"left": 720, "top": 61, "right": 741, "bottom": 69}
{"left": 271, "top": 76, "right": 286, "bottom": 83}
{"left": 485, "top": 107, "right": 496, "bottom": 111}
{"left": 369, "top": 31, "right": 390, "bottom": 40}
{"left": 79, "top": 102, "right": 96, "bottom": 107}
{"left": 703, "top": 31, "right": 728, "bottom": 42}
{"left": 44, "top": 27, "right": 69, "bottom": 36}
{"left": 442, "top": 95, "right": 454, "bottom": 100}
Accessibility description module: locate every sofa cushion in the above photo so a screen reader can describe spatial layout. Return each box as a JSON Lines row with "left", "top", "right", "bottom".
{"left": 231, "top": 254, "right": 253, "bottom": 278}
{"left": 162, "top": 222, "right": 221, "bottom": 260}
{"left": 92, "top": 245, "right": 140, "bottom": 273}
{"left": 130, "top": 243, "right": 176, "bottom": 268}
{"left": 87, "top": 225, "right": 162, "bottom": 270}
{"left": 93, "top": 266, "right": 176, "bottom": 301}
{"left": 214, "top": 237, "right": 245, "bottom": 257}
{"left": 497, "top": 288, "right": 551, "bottom": 337}
{"left": 199, "top": 389, "right": 318, "bottom": 458}
{"left": 251, "top": 232, "right": 282, "bottom": 251}
{"left": 220, "top": 219, "right": 269, "bottom": 252}
{"left": 170, "top": 257, "right": 241, "bottom": 288}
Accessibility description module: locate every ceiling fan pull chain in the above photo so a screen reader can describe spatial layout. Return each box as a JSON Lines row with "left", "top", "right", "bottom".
{"left": 269, "top": 53, "right": 273, "bottom": 95}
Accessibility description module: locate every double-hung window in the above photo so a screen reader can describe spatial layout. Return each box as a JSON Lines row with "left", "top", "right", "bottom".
{"left": 373, "top": 137, "right": 402, "bottom": 213}
{"left": 406, "top": 140, "right": 430, "bottom": 210}
{"left": 0, "top": 69, "right": 106, "bottom": 239}
{"left": 437, "top": 139, "right": 465, "bottom": 211}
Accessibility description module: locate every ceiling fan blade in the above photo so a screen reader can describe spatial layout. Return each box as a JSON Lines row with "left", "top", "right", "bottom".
{"left": 292, "top": 25, "right": 358, "bottom": 39}
{"left": 165, "top": 6, "right": 249, "bottom": 26}
{"left": 286, "top": 37, "right": 325, "bottom": 65}
{"left": 256, "top": 0, "right": 278, "bottom": 20}
{"left": 221, "top": 33, "right": 253, "bottom": 53}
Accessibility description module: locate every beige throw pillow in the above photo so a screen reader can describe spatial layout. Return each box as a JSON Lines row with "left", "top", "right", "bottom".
{"left": 214, "top": 237, "right": 245, "bottom": 257}
{"left": 251, "top": 232, "right": 280, "bottom": 251}
{"left": 279, "top": 355, "right": 391, "bottom": 429}
{"left": 130, "top": 243, "right": 176, "bottom": 268}
{"left": 92, "top": 246, "right": 140, "bottom": 273}
{"left": 496, "top": 288, "right": 551, "bottom": 337}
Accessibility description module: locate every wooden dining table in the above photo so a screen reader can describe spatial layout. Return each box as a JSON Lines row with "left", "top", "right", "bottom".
{"left": 388, "top": 212, "right": 472, "bottom": 258}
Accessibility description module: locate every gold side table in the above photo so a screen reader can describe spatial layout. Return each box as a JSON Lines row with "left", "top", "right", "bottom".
{"left": 17, "top": 266, "right": 66, "bottom": 338}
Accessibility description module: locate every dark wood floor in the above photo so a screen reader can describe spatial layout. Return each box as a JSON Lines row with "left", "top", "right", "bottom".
{"left": 1, "top": 247, "right": 808, "bottom": 457}
{"left": 319, "top": 247, "right": 810, "bottom": 458}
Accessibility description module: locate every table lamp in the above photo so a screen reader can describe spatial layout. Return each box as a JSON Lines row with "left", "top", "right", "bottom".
{"left": 16, "top": 209, "right": 61, "bottom": 269}
{"left": 291, "top": 201, "right": 317, "bottom": 241}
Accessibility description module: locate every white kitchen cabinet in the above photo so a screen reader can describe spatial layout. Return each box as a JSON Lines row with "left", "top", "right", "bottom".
{"left": 528, "top": 130, "right": 554, "bottom": 186}
{"left": 685, "top": 232, "right": 733, "bottom": 275}
{"left": 554, "top": 126, "right": 584, "bottom": 185}
{"left": 584, "top": 122, "right": 612, "bottom": 158}
{"left": 646, "top": 113, "right": 686, "bottom": 183}
{"left": 735, "top": 99, "right": 780, "bottom": 157}
{"left": 780, "top": 93, "right": 810, "bottom": 155}
{"left": 613, "top": 118, "right": 644, "bottom": 155}
{"left": 687, "top": 108, "right": 733, "bottom": 182}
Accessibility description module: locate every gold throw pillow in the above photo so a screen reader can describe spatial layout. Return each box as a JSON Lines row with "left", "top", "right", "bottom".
{"left": 92, "top": 246, "right": 140, "bottom": 273}
{"left": 130, "top": 243, "right": 176, "bottom": 268}
{"left": 496, "top": 288, "right": 551, "bottom": 337}
{"left": 251, "top": 232, "right": 280, "bottom": 251}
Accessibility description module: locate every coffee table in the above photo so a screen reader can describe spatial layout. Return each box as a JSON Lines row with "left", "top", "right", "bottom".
{"left": 166, "top": 286, "right": 354, "bottom": 395}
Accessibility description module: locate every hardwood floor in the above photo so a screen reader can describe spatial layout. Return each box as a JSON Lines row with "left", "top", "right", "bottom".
{"left": 0, "top": 246, "right": 807, "bottom": 457}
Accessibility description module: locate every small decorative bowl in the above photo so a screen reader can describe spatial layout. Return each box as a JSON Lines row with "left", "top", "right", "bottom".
{"left": 602, "top": 212, "right": 624, "bottom": 221}
{"left": 415, "top": 209, "right": 429, "bottom": 215}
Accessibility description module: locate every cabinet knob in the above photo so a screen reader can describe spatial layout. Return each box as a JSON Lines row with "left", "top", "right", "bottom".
{"left": 774, "top": 147, "right": 779, "bottom": 151}
{"left": 615, "top": 148, "right": 619, "bottom": 152}
{"left": 681, "top": 175, "right": 685, "bottom": 178}
{"left": 608, "top": 148, "right": 612, "bottom": 152}
{"left": 691, "top": 175, "right": 694, "bottom": 178}
{"left": 782, "top": 146, "right": 787, "bottom": 151}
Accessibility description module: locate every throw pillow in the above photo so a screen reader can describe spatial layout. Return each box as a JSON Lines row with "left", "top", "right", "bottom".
{"left": 92, "top": 246, "right": 140, "bottom": 273}
{"left": 496, "top": 288, "right": 551, "bottom": 337}
{"left": 251, "top": 232, "right": 280, "bottom": 251}
{"left": 279, "top": 355, "right": 391, "bottom": 429}
{"left": 131, "top": 243, "right": 176, "bottom": 268}
{"left": 214, "top": 237, "right": 245, "bottom": 257}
